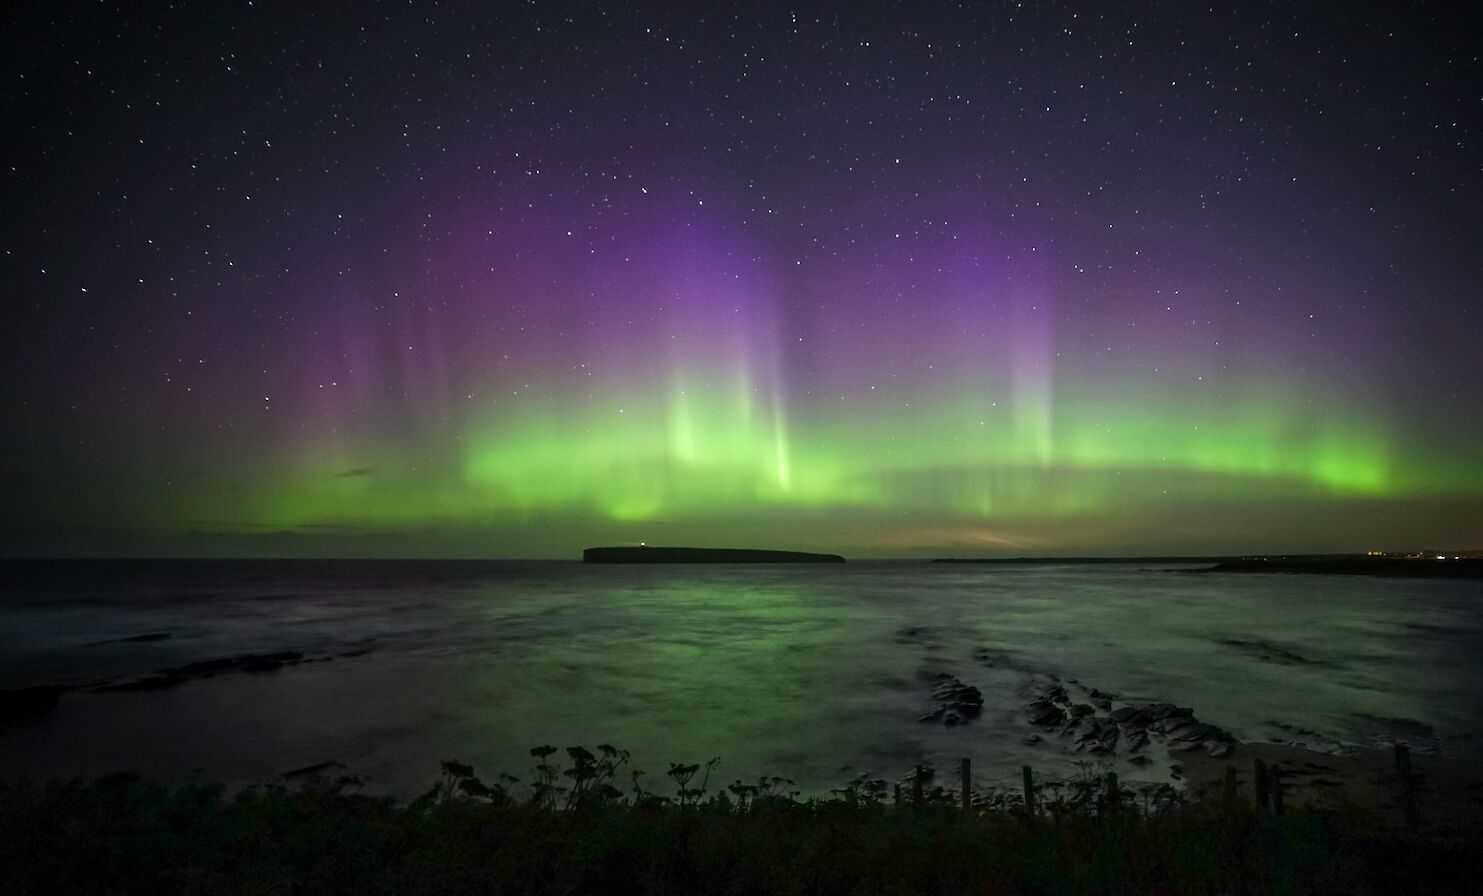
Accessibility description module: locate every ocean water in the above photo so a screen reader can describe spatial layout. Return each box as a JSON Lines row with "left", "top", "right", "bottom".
{"left": 1, "top": 560, "right": 1480, "bottom": 798}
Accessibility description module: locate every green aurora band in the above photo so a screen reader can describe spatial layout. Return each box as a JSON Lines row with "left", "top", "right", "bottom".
{"left": 153, "top": 368, "right": 1477, "bottom": 557}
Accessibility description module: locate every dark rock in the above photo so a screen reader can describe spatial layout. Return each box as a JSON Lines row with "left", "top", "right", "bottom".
{"left": 1130, "top": 756, "right": 1152, "bottom": 766}
{"left": 1025, "top": 700, "right": 1066, "bottom": 727}
{"left": 1170, "top": 722, "right": 1221, "bottom": 742}
{"left": 84, "top": 632, "right": 173, "bottom": 647}
{"left": 0, "top": 684, "right": 70, "bottom": 723}
{"left": 972, "top": 646, "right": 1020, "bottom": 668}
{"left": 162, "top": 652, "right": 305, "bottom": 677}
{"left": 282, "top": 760, "right": 346, "bottom": 780}
{"left": 896, "top": 626, "right": 942, "bottom": 647}
{"left": 1155, "top": 716, "right": 1203, "bottom": 736}
{"left": 1076, "top": 718, "right": 1119, "bottom": 754}
{"left": 1146, "top": 703, "right": 1193, "bottom": 721}
{"left": 1109, "top": 706, "right": 1145, "bottom": 724}
{"left": 1204, "top": 740, "right": 1234, "bottom": 758}
{"left": 1125, "top": 730, "right": 1150, "bottom": 752}
{"left": 922, "top": 675, "right": 983, "bottom": 726}
{"left": 1023, "top": 734, "right": 1043, "bottom": 745}
{"left": 1068, "top": 703, "right": 1095, "bottom": 719}
{"left": 932, "top": 681, "right": 983, "bottom": 705}
{"left": 1218, "top": 638, "right": 1318, "bottom": 666}
{"left": 96, "top": 675, "right": 187, "bottom": 692}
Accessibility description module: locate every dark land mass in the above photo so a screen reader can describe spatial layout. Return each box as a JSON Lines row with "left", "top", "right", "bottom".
{"left": 583, "top": 546, "right": 845, "bottom": 563}
{"left": 933, "top": 556, "right": 1229, "bottom": 565}
{"left": 933, "top": 554, "right": 1483, "bottom": 578}
{"left": 1194, "top": 556, "right": 1483, "bottom": 579}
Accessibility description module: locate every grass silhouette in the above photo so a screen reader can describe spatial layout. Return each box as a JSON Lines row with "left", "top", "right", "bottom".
{"left": 1, "top": 747, "right": 1477, "bottom": 894}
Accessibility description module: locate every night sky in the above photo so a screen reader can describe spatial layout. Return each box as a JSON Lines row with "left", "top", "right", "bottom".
{"left": 3, "top": 3, "right": 1480, "bottom": 558}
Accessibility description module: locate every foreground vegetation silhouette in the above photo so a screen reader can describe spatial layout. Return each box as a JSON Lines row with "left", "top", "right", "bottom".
{"left": 2, "top": 745, "right": 1477, "bottom": 895}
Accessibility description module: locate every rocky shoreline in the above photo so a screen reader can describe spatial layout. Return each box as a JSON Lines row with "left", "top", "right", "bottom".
{"left": 1, "top": 640, "right": 377, "bottom": 730}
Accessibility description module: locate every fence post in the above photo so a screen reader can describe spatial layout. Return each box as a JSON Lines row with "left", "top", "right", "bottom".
{"left": 1022, "top": 765, "right": 1036, "bottom": 818}
{"left": 960, "top": 758, "right": 971, "bottom": 811}
{"left": 1269, "top": 764, "right": 1284, "bottom": 816}
{"left": 1223, "top": 765, "right": 1238, "bottom": 815}
{"left": 1253, "top": 759, "right": 1269, "bottom": 814}
{"left": 893, "top": 783, "right": 901, "bottom": 806}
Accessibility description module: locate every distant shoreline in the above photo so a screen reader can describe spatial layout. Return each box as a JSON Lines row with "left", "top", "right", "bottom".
{"left": 1190, "top": 557, "right": 1483, "bottom": 578}
{"left": 932, "top": 556, "right": 1228, "bottom": 565}
{"left": 933, "top": 555, "right": 1483, "bottom": 578}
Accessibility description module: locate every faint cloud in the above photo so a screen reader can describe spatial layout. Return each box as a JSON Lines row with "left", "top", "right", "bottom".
{"left": 336, "top": 467, "right": 379, "bottom": 478}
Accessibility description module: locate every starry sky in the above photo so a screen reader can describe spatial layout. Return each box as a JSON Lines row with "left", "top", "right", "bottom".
{"left": 2, "top": 2, "right": 1480, "bottom": 558}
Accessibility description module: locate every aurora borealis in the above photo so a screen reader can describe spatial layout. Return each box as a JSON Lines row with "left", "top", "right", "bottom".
{"left": 3, "top": 3, "right": 1480, "bottom": 557}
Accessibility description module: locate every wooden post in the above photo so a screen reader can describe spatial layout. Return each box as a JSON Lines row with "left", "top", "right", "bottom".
{"left": 1022, "top": 765, "right": 1036, "bottom": 818}
{"left": 1223, "top": 765, "right": 1238, "bottom": 815}
{"left": 893, "top": 783, "right": 901, "bottom": 806}
{"left": 960, "top": 758, "right": 971, "bottom": 811}
{"left": 1395, "top": 743, "right": 1419, "bottom": 827}
{"left": 1253, "top": 759, "right": 1269, "bottom": 814}
{"left": 912, "top": 765, "right": 924, "bottom": 808}
{"left": 1269, "top": 764, "right": 1284, "bottom": 816}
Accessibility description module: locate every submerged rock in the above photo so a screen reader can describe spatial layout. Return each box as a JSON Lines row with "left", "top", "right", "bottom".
{"left": 96, "top": 675, "right": 187, "bottom": 692}
{"left": 92, "top": 649, "right": 323, "bottom": 695}
{"left": 1218, "top": 638, "right": 1323, "bottom": 666}
{"left": 162, "top": 651, "right": 305, "bottom": 677}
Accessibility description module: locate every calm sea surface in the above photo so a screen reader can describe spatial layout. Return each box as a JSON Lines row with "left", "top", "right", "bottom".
{"left": 2, "top": 560, "right": 1480, "bottom": 797}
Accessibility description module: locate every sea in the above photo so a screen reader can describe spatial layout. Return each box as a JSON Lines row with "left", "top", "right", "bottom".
{"left": 2, "top": 559, "right": 1480, "bottom": 798}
